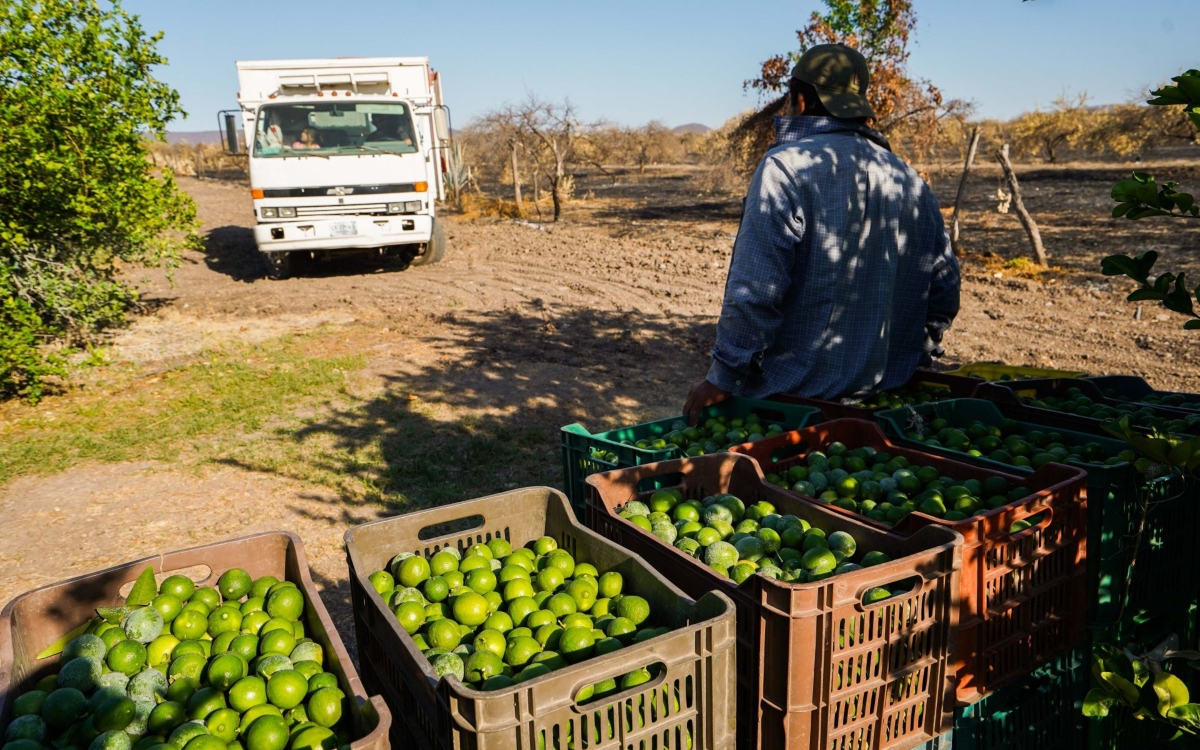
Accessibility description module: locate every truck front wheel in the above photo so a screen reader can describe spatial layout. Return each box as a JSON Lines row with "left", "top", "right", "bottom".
{"left": 410, "top": 219, "right": 446, "bottom": 266}
{"left": 262, "top": 251, "right": 293, "bottom": 280}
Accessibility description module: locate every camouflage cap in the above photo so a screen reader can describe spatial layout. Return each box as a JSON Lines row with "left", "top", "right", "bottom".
{"left": 790, "top": 43, "right": 875, "bottom": 120}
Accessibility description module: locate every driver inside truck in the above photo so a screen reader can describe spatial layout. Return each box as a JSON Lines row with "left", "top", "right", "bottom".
{"left": 367, "top": 115, "right": 414, "bottom": 148}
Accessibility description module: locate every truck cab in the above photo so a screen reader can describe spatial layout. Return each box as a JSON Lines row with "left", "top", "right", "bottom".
{"left": 229, "top": 57, "right": 450, "bottom": 278}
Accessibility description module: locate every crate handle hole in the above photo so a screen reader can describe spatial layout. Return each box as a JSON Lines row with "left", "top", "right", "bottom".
{"left": 118, "top": 564, "right": 213, "bottom": 598}
{"left": 860, "top": 575, "right": 922, "bottom": 608}
{"left": 1007, "top": 509, "right": 1052, "bottom": 538}
{"left": 417, "top": 514, "right": 485, "bottom": 541}
{"left": 573, "top": 662, "right": 667, "bottom": 707}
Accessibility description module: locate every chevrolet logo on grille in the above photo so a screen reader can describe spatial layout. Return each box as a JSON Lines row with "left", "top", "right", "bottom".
{"left": 327, "top": 187, "right": 354, "bottom": 196}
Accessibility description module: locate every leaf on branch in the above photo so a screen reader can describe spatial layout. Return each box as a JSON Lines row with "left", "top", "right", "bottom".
{"left": 1083, "top": 688, "right": 1115, "bottom": 717}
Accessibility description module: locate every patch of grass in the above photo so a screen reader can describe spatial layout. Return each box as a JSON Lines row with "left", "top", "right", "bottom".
{"left": 0, "top": 331, "right": 367, "bottom": 484}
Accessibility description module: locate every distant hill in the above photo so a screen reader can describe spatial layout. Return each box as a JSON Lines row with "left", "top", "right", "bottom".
{"left": 672, "top": 123, "right": 711, "bottom": 135}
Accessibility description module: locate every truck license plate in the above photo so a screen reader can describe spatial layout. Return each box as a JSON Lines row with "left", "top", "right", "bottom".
{"left": 330, "top": 221, "right": 357, "bottom": 237}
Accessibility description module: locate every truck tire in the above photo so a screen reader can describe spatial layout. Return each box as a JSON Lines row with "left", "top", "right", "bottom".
{"left": 410, "top": 219, "right": 446, "bottom": 266}
{"left": 262, "top": 251, "right": 293, "bottom": 280}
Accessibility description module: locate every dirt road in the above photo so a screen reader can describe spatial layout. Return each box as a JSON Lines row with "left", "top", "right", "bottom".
{"left": 3, "top": 168, "right": 1197, "bottom": 652}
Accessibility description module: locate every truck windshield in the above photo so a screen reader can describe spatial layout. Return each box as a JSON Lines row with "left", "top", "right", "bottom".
{"left": 253, "top": 102, "right": 418, "bottom": 158}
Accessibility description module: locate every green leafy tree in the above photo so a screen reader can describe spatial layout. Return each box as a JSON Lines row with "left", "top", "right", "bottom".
{"left": 1100, "top": 71, "right": 1200, "bottom": 327}
{"left": 0, "top": 0, "right": 198, "bottom": 400}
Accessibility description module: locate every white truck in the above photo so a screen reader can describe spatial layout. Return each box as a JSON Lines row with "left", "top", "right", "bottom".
{"left": 223, "top": 57, "right": 451, "bottom": 278}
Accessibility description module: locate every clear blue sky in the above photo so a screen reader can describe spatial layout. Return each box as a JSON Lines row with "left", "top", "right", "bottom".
{"left": 125, "top": 0, "right": 1197, "bottom": 132}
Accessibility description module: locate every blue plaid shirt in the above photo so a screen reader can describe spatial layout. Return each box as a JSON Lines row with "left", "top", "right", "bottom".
{"left": 707, "top": 116, "right": 960, "bottom": 401}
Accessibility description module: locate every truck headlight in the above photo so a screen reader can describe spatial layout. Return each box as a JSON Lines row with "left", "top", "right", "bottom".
{"left": 405, "top": 200, "right": 423, "bottom": 212}
{"left": 387, "top": 203, "right": 404, "bottom": 214}
{"left": 279, "top": 206, "right": 297, "bottom": 218}
{"left": 261, "top": 207, "right": 278, "bottom": 218}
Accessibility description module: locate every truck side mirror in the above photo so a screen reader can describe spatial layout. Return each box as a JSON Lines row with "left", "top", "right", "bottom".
{"left": 218, "top": 110, "right": 241, "bottom": 155}
{"left": 433, "top": 106, "right": 451, "bottom": 143}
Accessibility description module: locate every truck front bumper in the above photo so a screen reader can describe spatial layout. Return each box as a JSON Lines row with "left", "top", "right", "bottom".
{"left": 252, "top": 215, "right": 433, "bottom": 253}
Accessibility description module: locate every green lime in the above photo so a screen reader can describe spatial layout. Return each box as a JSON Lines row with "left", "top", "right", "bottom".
{"left": 265, "top": 670, "right": 308, "bottom": 710}
{"left": 92, "top": 730, "right": 134, "bottom": 750}
{"left": 265, "top": 589, "right": 304, "bottom": 622}
{"left": 41, "top": 687, "right": 86, "bottom": 729}
{"left": 254, "top": 655, "right": 293, "bottom": 679}
{"left": 305, "top": 688, "right": 343, "bottom": 729}
{"left": 473, "top": 629, "right": 506, "bottom": 658}
{"left": 244, "top": 715, "right": 289, "bottom": 750}
{"left": 218, "top": 569, "right": 253, "bottom": 601}
{"left": 185, "top": 687, "right": 226, "bottom": 721}
{"left": 94, "top": 696, "right": 137, "bottom": 732}
{"left": 249, "top": 577, "right": 279, "bottom": 600}
{"left": 425, "top": 619, "right": 462, "bottom": 651}
{"left": 503, "top": 636, "right": 542, "bottom": 668}
{"left": 189, "top": 587, "right": 221, "bottom": 611}
{"left": 421, "top": 577, "right": 449, "bottom": 603}
{"left": 392, "top": 602, "right": 426, "bottom": 635}
{"left": 168, "top": 653, "right": 207, "bottom": 683}
{"left": 451, "top": 592, "right": 490, "bottom": 627}
{"left": 236, "top": 705, "right": 282, "bottom": 734}
{"left": 558, "top": 627, "right": 595, "bottom": 663}
{"left": 464, "top": 651, "right": 505, "bottom": 684}
{"left": 208, "top": 606, "right": 243, "bottom": 637}
{"left": 241, "top": 611, "right": 271, "bottom": 635}
{"left": 305, "top": 672, "right": 338, "bottom": 693}
{"left": 466, "top": 569, "right": 497, "bottom": 595}
{"left": 171, "top": 611, "right": 208, "bottom": 641}
{"left": 152, "top": 595, "right": 184, "bottom": 624}
{"left": 107, "top": 640, "right": 147, "bottom": 677}
{"left": 144, "top": 701, "right": 186, "bottom": 736}
{"left": 613, "top": 596, "right": 650, "bottom": 626}
{"left": 259, "top": 629, "right": 296, "bottom": 657}
{"left": 228, "top": 676, "right": 268, "bottom": 713}
{"left": 160, "top": 576, "right": 197, "bottom": 600}
{"left": 205, "top": 653, "right": 245, "bottom": 691}
{"left": 203, "top": 708, "right": 240, "bottom": 743}
{"left": 182, "top": 735, "right": 225, "bottom": 750}
{"left": 397, "top": 557, "right": 432, "bottom": 589}
{"left": 287, "top": 725, "right": 335, "bottom": 750}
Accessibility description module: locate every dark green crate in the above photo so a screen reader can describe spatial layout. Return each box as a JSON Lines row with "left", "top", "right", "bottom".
{"left": 1087, "top": 375, "right": 1200, "bottom": 414}
{"left": 875, "top": 399, "right": 1198, "bottom": 640}
{"left": 559, "top": 397, "right": 821, "bottom": 514}
{"left": 954, "top": 647, "right": 1088, "bottom": 750}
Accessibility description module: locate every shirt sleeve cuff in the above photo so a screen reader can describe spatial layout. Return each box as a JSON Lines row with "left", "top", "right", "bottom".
{"left": 706, "top": 357, "right": 746, "bottom": 394}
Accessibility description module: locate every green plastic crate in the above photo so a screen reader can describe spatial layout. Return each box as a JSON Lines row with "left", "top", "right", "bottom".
{"left": 559, "top": 397, "right": 820, "bottom": 513}
{"left": 875, "top": 398, "right": 1198, "bottom": 643}
{"left": 954, "top": 647, "right": 1088, "bottom": 750}
{"left": 1087, "top": 375, "right": 1200, "bottom": 414}
{"left": 947, "top": 363, "right": 1089, "bottom": 381}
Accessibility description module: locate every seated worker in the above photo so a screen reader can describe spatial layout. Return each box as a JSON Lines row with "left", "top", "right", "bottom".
{"left": 684, "top": 43, "right": 960, "bottom": 420}
{"left": 290, "top": 128, "right": 321, "bottom": 150}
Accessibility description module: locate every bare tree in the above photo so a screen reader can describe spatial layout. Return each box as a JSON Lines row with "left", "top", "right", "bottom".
{"left": 517, "top": 95, "right": 580, "bottom": 222}
{"left": 624, "top": 121, "right": 685, "bottom": 174}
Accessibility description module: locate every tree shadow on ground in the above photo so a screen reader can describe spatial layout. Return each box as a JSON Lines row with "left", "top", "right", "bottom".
{"left": 217, "top": 304, "right": 719, "bottom": 659}
{"left": 202, "top": 224, "right": 420, "bottom": 283}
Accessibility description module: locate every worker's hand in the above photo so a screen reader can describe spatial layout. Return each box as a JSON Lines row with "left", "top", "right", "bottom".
{"left": 684, "top": 380, "right": 731, "bottom": 426}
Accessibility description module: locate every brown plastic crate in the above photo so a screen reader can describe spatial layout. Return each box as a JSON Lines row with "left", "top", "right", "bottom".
{"left": 731, "top": 419, "right": 1089, "bottom": 704}
{"left": 771, "top": 370, "right": 984, "bottom": 421}
{"left": 344, "top": 487, "right": 737, "bottom": 750}
{"left": 0, "top": 532, "right": 390, "bottom": 750}
{"left": 585, "top": 453, "right": 963, "bottom": 750}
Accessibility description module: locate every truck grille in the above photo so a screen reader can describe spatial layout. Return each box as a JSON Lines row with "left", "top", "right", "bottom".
{"left": 295, "top": 203, "right": 391, "bottom": 217}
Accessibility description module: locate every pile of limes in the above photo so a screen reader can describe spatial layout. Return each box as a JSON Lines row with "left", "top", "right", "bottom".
{"left": 852, "top": 383, "right": 956, "bottom": 411}
{"left": 368, "top": 537, "right": 673, "bottom": 693}
{"left": 617, "top": 489, "right": 898, "bottom": 600}
{"left": 900, "top": 414, "right": 1136, "bottom": 471}
{"left": 3, "top": 568, "right": 351, "bottom": 750}
{"left": 1102, "top": 387, "right": 1200, "bottom": 410}
{"left": 761, "top": 442, "right": 1036, "bottom": 529}
{"left": 1023, "top": 388, "right": 1200, "bottom": 434}
{"left": 589, "top": 412, "right": 787, "bottom": 463}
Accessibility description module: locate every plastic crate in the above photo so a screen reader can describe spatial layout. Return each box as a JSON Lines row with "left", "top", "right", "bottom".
{"left": 0, "top": 532, "right": 391, "bottom": 750}
{"left": 1086, "top": 375, "right": 1200, "bottom": 414}
{"left": 731, "top": 419, "right": 1089, "bottom": 705}
{"left": 873, "top": 399, "right": 1200, "bottom": 642}
{"left": 954, "top": 646, "right": 1088, "bottom": 750}
{"left": 344, "top": 487, "right": 737, "bottom": 750}
{"left": 561, "top": 397, "right": 821, "bottom": 513}
{"left": 770, "top": 370, "right": 985, "bottom": 421}
{"left": 977, "top": 378, "right": 1200, "bottom": 437}
{"left": 946, "top": 363, "right": 1089, "bottom": 381}
{"left": 585, "top": 452, "right": 963, "bottom": 750}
